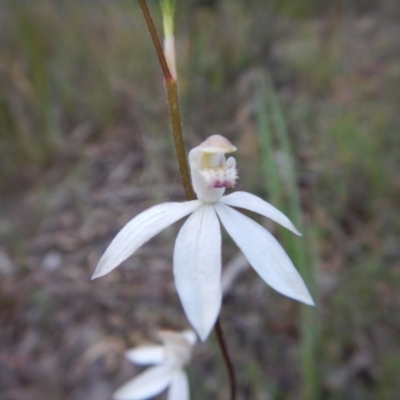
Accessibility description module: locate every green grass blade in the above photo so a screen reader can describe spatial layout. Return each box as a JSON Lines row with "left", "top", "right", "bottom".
{"left": 255, "top": 69, "right": 320, "bottom": 400}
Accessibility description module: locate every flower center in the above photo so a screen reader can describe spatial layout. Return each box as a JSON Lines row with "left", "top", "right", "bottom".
{"left": 189, "top": 135, "right": 238, "bottom": 203}
{"left": 199, "top": 155, "right": 237, "bottom": 189}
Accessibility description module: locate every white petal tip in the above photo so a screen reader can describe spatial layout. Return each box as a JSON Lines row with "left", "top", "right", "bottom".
{"left": 91, "top": 268, "right": 106, "bottom": 280}
{"left": 288, "top": 223, "right": 302, "bottom": 236}
{"left": 298, "top": 295, "right": 315, "bottom": 306}
{"left": 196, "top": 324, "right": 215, "bottom": 342}
{"left": 189, "top": 324, "right": 212, "bottom": 342}
{"left": 306, "top": 298, "right": 316, "bottom": 306}
{"left": 187, "top": 307, "right": 219, "bottom": 342}
{"left": 198, "top": 332, "right": 209, "bottom": 342}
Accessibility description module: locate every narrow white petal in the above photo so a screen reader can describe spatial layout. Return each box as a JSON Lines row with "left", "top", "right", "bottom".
{"left": 220, "top": 191, "right": 302, "bottom": 235}
{"left": 92, "top": 200, "right": 201, "bottom": 279}
{"left": 215, "top": 203, "right": 314, "bottom": 305}
{"left": 173, "top": 204, "right": 222, "bottom": 341}
{"left": 125, "top": 346, "right": 165, "bottom": 366}
{"left": 167, "top": 370, "right": 189, "bottom": 400}
{"left": 113, "top": 365, "right": 174, "bottom": 400}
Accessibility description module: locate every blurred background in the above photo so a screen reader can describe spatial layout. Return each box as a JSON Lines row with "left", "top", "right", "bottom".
{"left": 1, "top": 0, "right": 400, "bottom": 399}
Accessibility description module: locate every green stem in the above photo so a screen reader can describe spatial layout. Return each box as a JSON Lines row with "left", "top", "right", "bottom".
{"left": 138, "top": 1, "right": 236, "bottom": 399}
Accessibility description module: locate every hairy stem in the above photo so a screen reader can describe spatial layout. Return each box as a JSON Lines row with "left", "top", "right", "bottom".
{"left": 138, "top": 1, "right": 236, "bottom": 398}
{"left": 165, "top": 79, "right": 195, "bottom": 200}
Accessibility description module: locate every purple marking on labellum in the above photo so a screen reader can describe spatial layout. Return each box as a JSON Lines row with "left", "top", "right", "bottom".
{"left": 214, "top": 180, "right": 229, "bottom": 188}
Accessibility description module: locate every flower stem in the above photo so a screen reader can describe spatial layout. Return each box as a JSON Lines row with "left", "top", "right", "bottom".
{"left": 138, "top": 1, "right": 236, "bottom": 398}
{"left": 139, "top": 0, "right": 194, "bottom": 200}
{"left": 215, "top": 319, "right": 237, "bottom": 400}
{"left": 165, "top": 79, "right": 195, "bottom": 200}
{"left": 138, "top": 0, "right": 172, "bottom": 82}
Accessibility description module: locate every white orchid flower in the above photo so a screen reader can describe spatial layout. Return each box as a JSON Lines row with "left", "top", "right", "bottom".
{"left": 93, "top": 135, "right": 314, "bottom": 340}
{"left": 114, "top": 329, "right": 196, "bottom": 400}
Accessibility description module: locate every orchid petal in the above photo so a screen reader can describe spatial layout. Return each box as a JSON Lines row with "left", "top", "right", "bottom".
{"left": 158, "top": 330, "right": 196, "bottom": 348}
{"left": 113, "top": 365, "right": 175, "bottom": 400}
{"left": 158, "top": 332, "right": 192, "bottom": 366}
{"left": 181, "top": 330, "right": 197, "bottom": 346}
{"left": 93, "top": 200, "right": 201, "bottom": 279}
{"left": 125, "top": 346, "right": 165, "bottom": 366}
{"left": 167, "top": 370, "right": 189, "bottom": 400}
{"left": 215, "top": 203, "right": 314, "bottom": 305}
{"left": 174, "top": 204, "right": 222, "bottom": 341}
{"left": 158, "top": 330, "right": 186, "bottom": 345}
{"left": 220, "top": 191, "right": 301, "bottom": 235}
